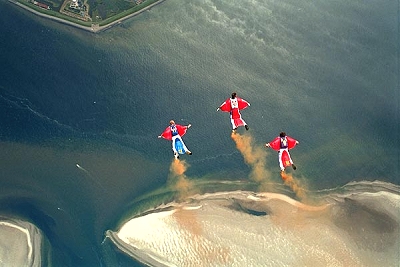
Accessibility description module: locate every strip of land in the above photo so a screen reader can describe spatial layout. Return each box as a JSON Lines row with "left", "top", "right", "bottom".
{"left": 8, "top": 0, "right": 165, "bottom": 33}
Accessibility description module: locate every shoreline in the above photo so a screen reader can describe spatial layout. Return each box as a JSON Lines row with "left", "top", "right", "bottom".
{"left": 7, "top": 0, "right": 166, "bottom": 33}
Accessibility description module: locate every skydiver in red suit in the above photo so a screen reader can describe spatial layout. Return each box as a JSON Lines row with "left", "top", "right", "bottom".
{"left": 265, "top": 132, "right": 299, "bottom": 172}
{"left": 158, "top": 120, "right": 192, "bottom": 159}
{"left": 217, "top": 92, "right": 250, "bottom": 133}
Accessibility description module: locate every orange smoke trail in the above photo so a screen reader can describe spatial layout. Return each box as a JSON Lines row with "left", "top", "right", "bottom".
{"left": 169, "top": 161, "right": 231, "bottom": 265}
{"left": 231, "top": 132, "right": 310, "bottom": 200}
{"left": 170, "top": 158, "right": 188, "bottom": 176}
{"left": 169, "top": 159, "right": 194, "bottom": 201}
{"left": 231, "top": 132, "right": 272, "bottom": 189}
{"left": 280, "top": 172, "right": 307, "bottom": 201}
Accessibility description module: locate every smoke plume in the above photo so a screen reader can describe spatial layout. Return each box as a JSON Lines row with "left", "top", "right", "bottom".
{"left": 169, "top": 160, "right": 231, "bottom": 265}
{"left": 168, "top": 159, "right": 194, "bottom": 201}
{"left": 280, "top": 172, "right": 308, "bottom": 201}
{"left": 230, "top": 132, "right": 273, "bottom": 190}
{"left": 231, "top": 132, "right": 309, "bottom": 200}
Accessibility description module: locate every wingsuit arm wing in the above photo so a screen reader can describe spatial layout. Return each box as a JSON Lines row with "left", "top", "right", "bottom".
{"left": 286, "top": 136, "right": 299, "bottom": 149}
{"left": 159, "top": 126, "right": 172, "bottom": 140}
{"left": 176, "top": 124, "right": 189, "bottom": 137}
{"left": 237, "top": 97, "right": 250, "bottom": 110}
{"left": 266, "top": 137, "right": 281, "bottom": 151}
{"left": 218, "top": 99, "right": 231, "bottom": 112}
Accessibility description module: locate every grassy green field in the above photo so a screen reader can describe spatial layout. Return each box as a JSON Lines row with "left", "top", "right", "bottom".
{"left": 16, "top": 0, "right": 161, "bottom": 28}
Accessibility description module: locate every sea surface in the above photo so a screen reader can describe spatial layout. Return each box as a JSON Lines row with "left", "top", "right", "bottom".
{"left": 0, "top": 0, "right": 398, "bottom": 266}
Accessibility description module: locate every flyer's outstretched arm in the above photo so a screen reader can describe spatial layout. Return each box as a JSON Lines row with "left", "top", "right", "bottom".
{"left": 265, "top": 136, "right": 299, "bottom": 150}
{"left": 287, "top": 136, "right": 299, "bottom": 149}
{"left": 237, "top": 97, "right": 250, "bottom": 110}
{"left": 158, "top": 126, "right": 172, "bottom": 140}
{"left": 217, "top": 99, "right": 231, "bottom": 112}
{"left": 265, "top": 137, "right": 281, "bottom": 151}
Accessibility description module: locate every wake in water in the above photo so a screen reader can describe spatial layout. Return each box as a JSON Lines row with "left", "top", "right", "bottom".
{"left": 0, "top": 91, "right": 75, "bottom": 131}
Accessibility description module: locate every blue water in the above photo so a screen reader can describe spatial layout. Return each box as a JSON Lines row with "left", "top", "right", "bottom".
{"left": 0, "top": 0, "right": 398, "bottom": 265}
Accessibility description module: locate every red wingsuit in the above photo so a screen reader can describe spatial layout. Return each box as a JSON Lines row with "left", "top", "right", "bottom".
{"left": 218, "top": 97, "right": 250, "bottom": 130}
{"left": 159, "top": 124, "right": 188, "bottom": 140}
{"left": 266, "top": 135, "right": 298, "bottom": 171}
{"left": 159, "top": 123, "right": 191, "bottom": 159}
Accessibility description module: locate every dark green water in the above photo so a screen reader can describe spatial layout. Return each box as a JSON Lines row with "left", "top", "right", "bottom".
{"left": 0, "top": 0, "right": 398, "bottom": 265}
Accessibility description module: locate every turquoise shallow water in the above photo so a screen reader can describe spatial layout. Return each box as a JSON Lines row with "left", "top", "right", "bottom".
{"left": 0, "top": 0, "right": 398, "bottom": 265}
